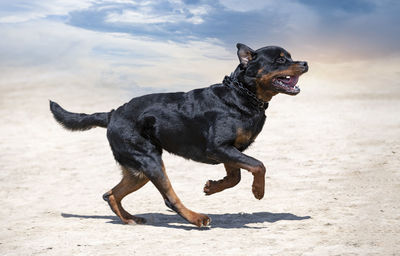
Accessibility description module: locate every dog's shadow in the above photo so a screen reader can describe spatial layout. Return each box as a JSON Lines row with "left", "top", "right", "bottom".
{"left": 61, "top": 211, "right": 311, "bottom": 230}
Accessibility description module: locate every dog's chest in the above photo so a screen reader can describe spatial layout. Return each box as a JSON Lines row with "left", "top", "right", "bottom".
{"left": 233, "top": 128, "right": 257, "bottom": 151}
{"left": 233, "top": 116, "right": 266, "bottom": 151}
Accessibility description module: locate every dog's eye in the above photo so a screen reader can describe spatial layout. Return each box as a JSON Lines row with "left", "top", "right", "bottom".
{"left": 276, "top": 57, "right": 286, "bottom": 64}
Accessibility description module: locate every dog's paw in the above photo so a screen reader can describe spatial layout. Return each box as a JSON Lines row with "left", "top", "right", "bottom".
{"left": 252, "top": 186, "right": 264, "bottom": 200}
{"left": 191, "top": 213, "right": 211, "bottom": 228}
{"left": 203, "top": 180, "right": 218, "bottom": 195}
{"left": 124, "top": 216, "right": 147, "bottom": 225}
{"left": 252, "top": 182, "right": 264, "bottom": 200}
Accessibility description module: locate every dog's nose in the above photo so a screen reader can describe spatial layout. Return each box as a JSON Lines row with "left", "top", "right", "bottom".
{"left": 299, "top": 61, "right": 308, "bottom": 72}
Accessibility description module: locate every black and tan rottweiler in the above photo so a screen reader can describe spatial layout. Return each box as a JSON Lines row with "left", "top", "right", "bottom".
{"left": 50, "top": 43, "right": 308, "bottom": 227}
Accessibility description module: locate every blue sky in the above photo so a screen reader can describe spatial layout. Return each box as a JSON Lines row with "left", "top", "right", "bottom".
{"left": 1, "top": 0, "right": 399, "bottom": 90}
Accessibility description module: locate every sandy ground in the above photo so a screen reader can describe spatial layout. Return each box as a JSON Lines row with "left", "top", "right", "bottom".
{"left": 0, "top": 75, "right": 399, "bottom": 256}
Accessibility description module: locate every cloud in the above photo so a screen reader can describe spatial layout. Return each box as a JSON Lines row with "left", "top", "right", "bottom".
{"left": 0, "top": 0, "right": 95, "bottom": 23}
{"left": 105, "top": 5, "right": 209, "bottom": 25}
{"left": 64, "top": 0, "right": 400, "bottom": 63}
{"left": 291, "top": 0, "right": 400, "bottom": 62}
{"left": 101, "top": 0, "right": 211, "bottom": 25}
{"left": 106, "top": 10, "right": 178, "bottom": 24}
{"left": 0, "top": 0, "right": 399, "bottom": 93}
{"left": 218, "top": 0, "right": 274, "bottom": 12}
{"left": 0, "top": 19, "right": 235, "bottom": 91}
{"left": 298, "top": 0, "right": 376, "bottom": 14}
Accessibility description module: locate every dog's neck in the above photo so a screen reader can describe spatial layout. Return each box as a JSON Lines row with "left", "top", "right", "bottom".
{"left": 231, "top": 65, "right": 254, "bottom": 91}
{"left": 231, "top": 65, "right": 276, "bottom": 102}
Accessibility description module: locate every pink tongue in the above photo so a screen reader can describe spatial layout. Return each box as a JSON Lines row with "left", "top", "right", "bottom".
{"left": 289, "top": 76, "right": 299, "bottom": 86}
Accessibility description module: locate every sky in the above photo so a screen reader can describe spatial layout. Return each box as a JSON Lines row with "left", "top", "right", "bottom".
{"left": 0, "top": 0, "right": 399, "bottom": 91}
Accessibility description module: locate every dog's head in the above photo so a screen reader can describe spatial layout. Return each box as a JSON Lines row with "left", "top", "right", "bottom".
{"left": 236, "top": 43, "right": 308, "bottom": 101}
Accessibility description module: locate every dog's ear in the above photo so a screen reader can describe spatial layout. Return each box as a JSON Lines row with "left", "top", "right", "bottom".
{"left": 237, "top": 43, "right": 255, "bottom": 67}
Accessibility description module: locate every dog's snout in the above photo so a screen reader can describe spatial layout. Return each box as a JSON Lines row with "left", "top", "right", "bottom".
{"left": 299, "top": 61, "right": 308, "bottom": 72}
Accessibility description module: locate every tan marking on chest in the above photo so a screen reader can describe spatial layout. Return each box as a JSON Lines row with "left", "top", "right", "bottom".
{"left": 234, "top": 128, "right": 253, "bottom": 148}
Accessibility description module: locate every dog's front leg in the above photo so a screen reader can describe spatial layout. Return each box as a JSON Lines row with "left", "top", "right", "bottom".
{"left": 204, "top": 163, "right": 241, "bottom": 195}
{"left": 207, "top": 147, "right": 266, "bottom": 199}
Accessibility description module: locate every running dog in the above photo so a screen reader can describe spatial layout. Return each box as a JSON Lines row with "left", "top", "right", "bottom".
{"left": 50, "top": 43, "right": 308, "bottom": 227}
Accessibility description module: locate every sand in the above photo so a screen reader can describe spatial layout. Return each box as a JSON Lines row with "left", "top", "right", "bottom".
{"left": 0, "top": 75, "right": 399, "bottom": 256}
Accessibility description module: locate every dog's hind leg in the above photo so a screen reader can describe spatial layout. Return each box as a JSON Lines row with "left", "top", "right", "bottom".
{"left": 144, "top": 160, "right": 211, "bottom": 227}
{"left": 103, "top": 166, "right": 149, "bottom": 224}
{"left": 107, "top": 124, "right": 210, "bottom": 227}
{"left": 203, "top": 164, "right": 241, "bottom": 195}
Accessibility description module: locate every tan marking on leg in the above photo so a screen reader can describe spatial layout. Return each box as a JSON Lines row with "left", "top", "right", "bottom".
{"left": 224, "top": 162, "right": 266, "bottom": 200}
{"left": 104, "top": 167, "right": 149, "bottom": 224}
{"left": 248, "top": 165, "right": 266, "bottom": 200}
{"left": 159, "top": 162, "right": 211, "bottom": 227}
{"left": 204, "top": 164, "right": 241, "bottom": 195}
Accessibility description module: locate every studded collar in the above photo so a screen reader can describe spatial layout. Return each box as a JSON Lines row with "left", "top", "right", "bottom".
{"left": 223, "top": 76, "right": 269, "bottom": 111}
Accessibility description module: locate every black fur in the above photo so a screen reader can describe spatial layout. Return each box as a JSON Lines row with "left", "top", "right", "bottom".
{"left": 49, "top": 101, "right": 112, "bottom": 131}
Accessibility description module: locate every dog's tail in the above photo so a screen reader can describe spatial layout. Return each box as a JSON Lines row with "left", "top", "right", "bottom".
{"left": 49, "top": 101, "right": 113, "bottom": 131}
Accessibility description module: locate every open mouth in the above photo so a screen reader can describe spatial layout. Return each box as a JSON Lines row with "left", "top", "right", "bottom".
{"left": 272, "top": 75, "right": 300, "bottom": 95}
